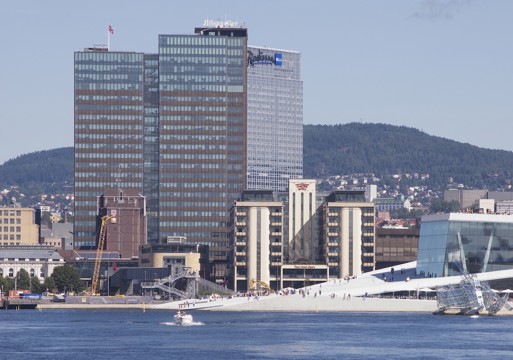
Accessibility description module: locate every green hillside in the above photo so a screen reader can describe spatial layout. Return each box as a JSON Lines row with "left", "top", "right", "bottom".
{"left": 0, "top": 147, "right": 73, "bottom": 195}
{"left": 304, "top": 123, "right": 513, "bottom": 189}
{"left": 1, "top": 123, "right": 513, "bottom": 195}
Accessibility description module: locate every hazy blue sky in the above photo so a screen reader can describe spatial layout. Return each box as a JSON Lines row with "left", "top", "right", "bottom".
{"left": 1, "top": 0, "right": 512, "bottom": 164}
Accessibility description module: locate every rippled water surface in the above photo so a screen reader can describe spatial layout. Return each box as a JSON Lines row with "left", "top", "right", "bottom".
{"left": 3, "top": 310, "right": 513, "bottom": 359}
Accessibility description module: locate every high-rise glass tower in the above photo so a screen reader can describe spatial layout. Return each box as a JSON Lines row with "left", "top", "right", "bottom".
{"left": 74, "top": 49, "right": 145, "bottom": 248}
{"left": 74, "top": 22, "right": 247, "bottom": 279}
{"left": 158, "top": 26, "right": 247, "bottom": 274}
{"left": 247, "top": 46, "right": 303, "bottom": 191}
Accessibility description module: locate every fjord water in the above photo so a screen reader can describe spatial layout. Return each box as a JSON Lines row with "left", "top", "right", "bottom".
{"left": 3, "top": 310, "right": 512, "bottom": 359}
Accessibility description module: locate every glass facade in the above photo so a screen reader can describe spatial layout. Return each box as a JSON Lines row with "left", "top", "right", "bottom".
{"left": 247, "top": 47, "right": 303, "bottom": 191}
{"left": 157, "top": 29, "right": 247, "bottom": 268}
{"left": 417, "top": 214, "right": 513, "bottom": 277}
{"left": 74, "top": 50, "right": 145, "bottom": 248}
{"left": 143, "top": 54, "right": 160, "bottom": 242}
{"left": 75, "top": 26, "right": 307, "bottom": 281}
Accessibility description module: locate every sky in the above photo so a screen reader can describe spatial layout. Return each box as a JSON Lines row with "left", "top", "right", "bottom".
{"left": 1, "top": 0, "right": 512, "bottom": 164}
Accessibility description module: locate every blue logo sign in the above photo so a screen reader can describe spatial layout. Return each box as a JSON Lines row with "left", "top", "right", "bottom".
{"left": 274, "top": 53, "right": 282, "bottom": 66}
{"left": 248, "top": 49, "right": 283, "bottom": 67}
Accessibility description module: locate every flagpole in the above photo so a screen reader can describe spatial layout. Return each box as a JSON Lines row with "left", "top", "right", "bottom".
{"left": 107, "top": 26, "right": 111, "bottom": 51}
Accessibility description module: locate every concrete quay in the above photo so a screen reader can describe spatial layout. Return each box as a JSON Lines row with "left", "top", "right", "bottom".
{"left": 36, "top": 263, "right": 513, "bottom": 315}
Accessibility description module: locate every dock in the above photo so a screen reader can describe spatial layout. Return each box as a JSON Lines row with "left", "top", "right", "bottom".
{"left": 1, "top": 298, "right": 40, "bottom": 310}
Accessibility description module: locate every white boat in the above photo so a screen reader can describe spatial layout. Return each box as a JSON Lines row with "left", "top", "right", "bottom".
{"left": 174, "top": 311, "right": 193, "bottom": 325}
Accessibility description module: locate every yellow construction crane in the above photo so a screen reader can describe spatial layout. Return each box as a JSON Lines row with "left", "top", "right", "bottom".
{"left": 249, "top": 278, "right": 272, "bottom": 292}
{"left": 90, "top": 215, "right": 116, "bottom": 295}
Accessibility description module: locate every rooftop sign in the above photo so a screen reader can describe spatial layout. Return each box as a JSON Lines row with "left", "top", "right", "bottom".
{"left": 203, "top": 19, "right": 243, "bottom": 28}
{"left": 248, "top": 49, "right": 282, "bottom": 67}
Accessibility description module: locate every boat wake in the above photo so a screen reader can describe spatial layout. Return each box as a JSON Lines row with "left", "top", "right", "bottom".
{"left": 161, "top": 321, "right": 204, "bottom": 326}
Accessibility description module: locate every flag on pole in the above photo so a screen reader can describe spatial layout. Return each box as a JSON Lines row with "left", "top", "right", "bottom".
{"left": 108, "top": 25, "right": 114, "bottom": 34}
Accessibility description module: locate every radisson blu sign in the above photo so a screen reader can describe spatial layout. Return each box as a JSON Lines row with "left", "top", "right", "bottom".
{"left": 248, "top": 49, "right": 282, "bottom": 67}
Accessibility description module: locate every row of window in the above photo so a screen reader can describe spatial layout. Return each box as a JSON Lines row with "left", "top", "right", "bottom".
{"left": 159, "top": 200, "right": 227, "bottom": 208}
{"left": 161, "top": 211, "right": 226, "bottom": 217}
{"left": 0, "top": 268, "right": 44, "bottom": 278}
{"left": 77, "top": 104, "right": 143, "bottom": 111}
{"left": 76, "top": 172, "right": 142, "bottom": 178}
{"left": 75, "top": 124, "right": 142, "bottom": 130}
{"left": 75, "top": 133, "right": 142, "bottom": 140}
{"left": 161, "top": 105, "right": 228, "bottom": 112}
{"left": 159, "top": 191, "right": 227, "bottom": 198}
{"left": 76, "top": 74, "right": 142, "bottom": 81}
{"left": 76, "top": 114, "right": 142, "bottom": 121}
{"left": 75, "top": 181, "right": 142, "bottom": 187}
{"left": 2, "top": 234, "right": 21, "bottom": 240}
{"left": 160, "top": 35, "right": 242, "bottom": 46}
{"left": 161, "top": 154, "right": 226, "bottom": 161}
{"left": 75, "top": 83, "right": 142, "bottom": 91}
{"left": 75, "top": 145, "right": 143, "bottom": 152}
{"left": 160, "top": 84, "right": 242, "bottom": 92}
{"left": 75, "top": 53, "right": 143, "bottom": 62}
{"left": 1, "top": 226, "right": 21, "bottom": 232}
{"left": 159, "top": 144, "right": 226, "bottom": 150}
{"left": 2, "top": 218, "right": 21, "bottom": 224}
{"left": 1, "top": 210, "right": 22, "bottom": 216}
{"left": 160, "top": 115, "right": 228, "bottom": 122}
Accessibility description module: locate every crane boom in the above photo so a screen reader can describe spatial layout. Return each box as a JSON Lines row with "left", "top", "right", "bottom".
{"left": 91, "top": 215, "right": 115, "bottom": 295}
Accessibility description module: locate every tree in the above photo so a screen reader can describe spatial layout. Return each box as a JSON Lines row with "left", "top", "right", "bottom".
{"left": 0, "top": 276, "right": 14, "bottom": 294}
{"left": 30, "top": 276, "right": 43, "bottom": 293}
{"left": 42, "top": 277, "right": 57, "bottom": 293}
{"left": 430, "top": 199, "right": 460, "bottom": 213}
{"left": 16, "top": 269, "right": 31, "bottom": 290}
{"left": 51, "top": 265, "right": 84, "bottom": 293}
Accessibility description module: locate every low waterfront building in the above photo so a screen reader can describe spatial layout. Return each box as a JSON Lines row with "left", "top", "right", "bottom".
{"left": 281, "top": 264, "right": 328, "bottom": 289}
{"left": 417, "top": 213, "right": 513, "bottom": 279}
{"left": 139, "top": 237, "right": 208, "bottom": 278}
{"left": 0, "top": 245, "right": 64, "bottom": 280}
{"left": 375, "top": 226, "right": 419, "bottom": 270}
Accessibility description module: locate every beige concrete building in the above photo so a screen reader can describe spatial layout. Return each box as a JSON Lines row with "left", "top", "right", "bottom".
{"left": 320, "top": 190, "right": 376, "bottom": 278}
{"left": 0, "top": 207, "right": 39, "bottom": 246}
{"left": 139, "top": 238, "right": 208, "bottom": 277}
{"left": 288, "top": 179, "right": 317, "bottom": 262}
{"left": 229, "top": 190, "right": 284, "bottom": 292}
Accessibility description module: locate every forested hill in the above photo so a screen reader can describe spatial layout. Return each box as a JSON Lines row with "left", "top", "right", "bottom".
{"left": 1, "top": 123, "right": 513, "bottom": 194}
{"left": 0, "top": 147, "right": 73, "bottom": 194}
{"left": 303, "top": 123, "right": 513, "bottom": 189}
